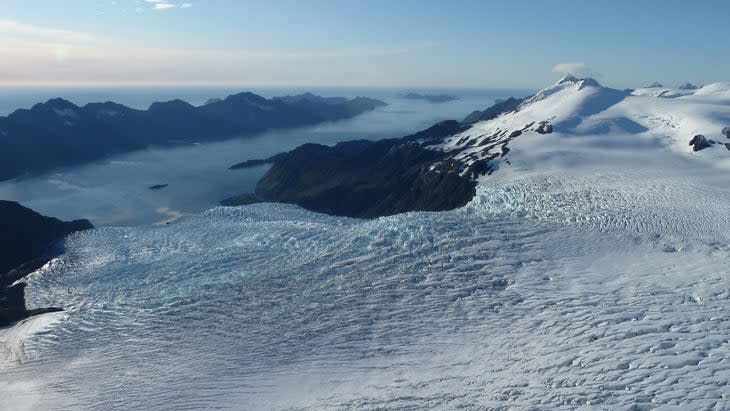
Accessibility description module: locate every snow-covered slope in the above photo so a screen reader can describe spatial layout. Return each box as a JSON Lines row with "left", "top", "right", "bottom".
{"left": 434, "top": 75, "right": 730, "bottom": 180}
{"left": 3, "top": 77, "right": 730, "bottom": 410}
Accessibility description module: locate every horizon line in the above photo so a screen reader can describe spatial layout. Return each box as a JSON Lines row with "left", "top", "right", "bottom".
{"left": 0, "top": 81, "right": 538, "bottom": 90}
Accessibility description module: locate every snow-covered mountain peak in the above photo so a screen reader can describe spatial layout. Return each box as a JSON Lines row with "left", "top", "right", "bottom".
{"left": 527, "top": 75, "right": 606, "bottom": 106}
{"left": 679, "top": 82, "right": 700, "bottom": 90}
{"left": 556, "top": 74, "right": 579, "bottom": 84}
{"left": 556, "top": 74, "right": 602, "bottom": 89}
{"left": 433, "top": 76, "right": 730, "bottom": 182}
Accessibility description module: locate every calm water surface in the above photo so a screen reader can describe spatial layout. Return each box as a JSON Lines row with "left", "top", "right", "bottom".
{"left": 0, "top": 87, "right": 532, "bottom": 225}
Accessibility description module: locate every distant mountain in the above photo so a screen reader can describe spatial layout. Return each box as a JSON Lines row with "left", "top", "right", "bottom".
{"left": 0, "top": 92, "right": 386, "bottom": 181}
{"left": 402, "top": 93, "right": 458, "bottom": 103}
{"left": 678, "top": 82, "right": 700, "bottom": 90}
{"left": 647, "top": 81, "right": 664, "bottom": 88}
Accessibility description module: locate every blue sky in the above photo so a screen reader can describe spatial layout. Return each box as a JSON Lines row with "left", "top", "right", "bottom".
{"left": 1, "top": 0, "right": 729, "bottom": 88}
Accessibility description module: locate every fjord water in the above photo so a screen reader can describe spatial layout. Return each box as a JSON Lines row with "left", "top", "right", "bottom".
{"left": 0, "top": 87, "right": 526, "bottom": 226}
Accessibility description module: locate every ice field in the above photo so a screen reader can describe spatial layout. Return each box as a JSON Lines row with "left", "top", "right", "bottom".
{"left": 3, "top": 77, "right": 730, "bottom": 409}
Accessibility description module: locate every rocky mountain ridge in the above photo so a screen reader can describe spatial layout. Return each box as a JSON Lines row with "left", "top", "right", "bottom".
{"left": 0, "top": 92, "right": 385, "bottom": 181}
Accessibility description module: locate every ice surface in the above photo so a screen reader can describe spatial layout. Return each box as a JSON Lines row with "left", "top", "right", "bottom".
{"left": 2, "top": 169, "right": 730, "bottom": 409}
{"left": 3, "top": 79, "right": 730, "bottom": 409}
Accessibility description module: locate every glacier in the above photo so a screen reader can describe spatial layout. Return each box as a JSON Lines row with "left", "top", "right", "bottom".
{"left": 3, "top": 78, "right": 730, "bottom": 409}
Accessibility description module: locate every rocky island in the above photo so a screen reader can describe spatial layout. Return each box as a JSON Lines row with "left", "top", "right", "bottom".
{"left": 403, "top": 92, "right": 459, "bottom": 103}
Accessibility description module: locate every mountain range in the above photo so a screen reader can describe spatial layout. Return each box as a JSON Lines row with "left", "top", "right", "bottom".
{"left": 0, "top": 92, "right": 385, "bottom": 181}
{"left": 228, "top": 75, "right": 730, "bottom": 217}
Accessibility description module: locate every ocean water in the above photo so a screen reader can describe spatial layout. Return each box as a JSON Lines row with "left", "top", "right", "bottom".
{"left": 0, "top": 86, "right": 530, "bottom": 226}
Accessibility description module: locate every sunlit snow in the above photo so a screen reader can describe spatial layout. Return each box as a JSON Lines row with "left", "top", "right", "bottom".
{"left": 2, "top": 78, "right": 730, "bottom": 409}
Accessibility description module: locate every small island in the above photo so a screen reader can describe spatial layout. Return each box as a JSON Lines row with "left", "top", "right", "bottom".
{"left": 403, "top": 92, "right": 458, "bottom": 103}
{"left": 148, "top": 184, "right": 169, "bottom": 190}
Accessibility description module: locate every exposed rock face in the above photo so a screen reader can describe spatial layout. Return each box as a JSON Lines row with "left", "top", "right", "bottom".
{"left": 0, "top": 201, "right": 92, "bottom": 327}
{"left": 689, "top": 135, "right": 712, "bottom": 152}
{"left": 678, "top": 83, "right": 699, "bottom": 90}
{"left": 253, "top": 121, "right": 476, "bottom": 218}
{"left": 536, "top": 122, "right": 553, "bottom": 134}
{"left": 219, "top": 193, "right": 263, "bottom": 207}
{"left": 0, "top": 201, "right": 92, "bottom": 275}
{"left": 462, "top": 97, "right": 524, "bottom": 124}
{"left": 402, "top": 120, "right": 471, "bottom": 145}
{"left": 0, "top": 93, "right": 386, "bottom": 181}
{"left": 1, "top": 281, "right": 64, "bottom": 326}
{"left": 722, "top": 127, "right": 730, "bottom": 139}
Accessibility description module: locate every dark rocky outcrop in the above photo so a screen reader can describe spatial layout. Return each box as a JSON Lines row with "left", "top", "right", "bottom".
{"left": 250, "top": 121, "right": 476, "bottom": 218}
{"left": 0, "top": 201, "right": 92, "bottom": 327}
{"left": 0, "top": 93, "right": 386, "bottom": 181}
{"left": 722, "top": 127, "right": 730, "bottom": 139}
{"left": 678, "top": 83, "right": 700, "bottom": 90}
{"left": 0, "top": 201, "right": 92, "bottom": 275}
{"left": 219, "top": 193, "right": 264, "bottom": 207}
{"left": 402, "top": 120, "right": 471, "bottom": 145}
{"left": 462, "top": 97, "right": 524, "bottom": 124}
{"left": 536, "top": 122, "right": 553, "bottom": 134}
{"left": 689, "top": 135, "right": 713, "bottom": 152}
{"left": 226, "top": 98, "right": 538, "bottom": 219}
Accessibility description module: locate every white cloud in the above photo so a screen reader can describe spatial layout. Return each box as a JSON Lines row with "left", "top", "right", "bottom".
{"left": 551, "top": 62, "right": 595, "bottom": 78}
{"left": 144, "top": 0, "right": 193, "bottom": 10}
{"left": 153, "top": 3, "right": 176, "bottom": 10}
